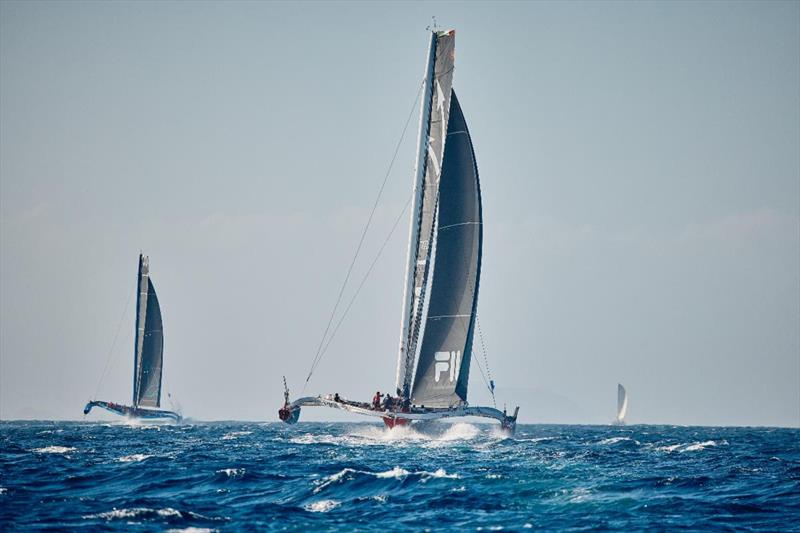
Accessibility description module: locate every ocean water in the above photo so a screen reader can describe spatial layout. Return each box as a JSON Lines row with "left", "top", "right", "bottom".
{"left": 1, "top": 421, "right": 798, "bottom": 531}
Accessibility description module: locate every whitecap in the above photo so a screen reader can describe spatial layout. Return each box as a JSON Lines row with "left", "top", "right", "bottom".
{"left": 375, "top": 466, "right": 410, "bottom": 479}
{"left": 85, "top": 507, "right": 181, "bottom": 520}
{"left": 427, "top": 468, "right": 459, "bottom": 479}
{"left": 84, "top": 507, "right": 222, "bottom": 522}
{"left": 166, "top": 529, "right": 217, "bottom": 533}
{"left": 521, "top": 437, "right": 555, "bottom": 443}
{"left": 314, "top": 466, "right": 459, "bottom": 493}
{"left": 0, "top": 488, "right": 7, "bottom": 494}
{"left": 221, "top": 431, "right": 252, "bottom": 441}
{"left": 598, "top": 436, "right": 639, "bottom": 445}
{"left": 31, "top": 446, "right": 77, "bottom": 454}
{"left": 305, "top": 500, "right": 340, "bottom": 513}
{"left": 682, "top": 440, "right": 720, "bottom": 452}
{"left": 216, "top": 468, "right": 245, "bottom": 477}
{"left": 655, "top": 440, "right": 727, "bottom": 453}
{"left": 118, "top": 454, "right": 152, "bottom": 463}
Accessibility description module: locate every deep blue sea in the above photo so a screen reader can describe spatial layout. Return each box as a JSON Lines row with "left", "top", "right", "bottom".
{"left": 1, "top": 421, "right": 798, "bottom": 531}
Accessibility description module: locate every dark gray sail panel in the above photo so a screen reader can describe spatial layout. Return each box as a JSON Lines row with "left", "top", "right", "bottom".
{"left": 411, "top": 91, "right": 482, "bottom": 408}
{"left": 399, "top": 29, "right": 457, "bottom": 398}
{"left": 136, "top": 280, "right": 163, "bottom": 407}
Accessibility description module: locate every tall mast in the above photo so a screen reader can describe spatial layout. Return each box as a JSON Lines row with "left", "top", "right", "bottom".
{"left": 133, "top": 254, "right": 149, "bottom": 407}
{"left": 395, "top": 32, "right": 437, "bottom": 397}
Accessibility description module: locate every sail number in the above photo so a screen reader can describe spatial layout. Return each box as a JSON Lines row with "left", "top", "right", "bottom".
{"left": 434, "top": 351, "right": 461, "bottom": 383}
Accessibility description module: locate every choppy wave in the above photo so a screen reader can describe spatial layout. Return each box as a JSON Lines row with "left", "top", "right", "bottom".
{"left": 598, "top": 436, "right": 640, "bottom": 445}
{"left": 31, "top": 446, "right": 77, "bottom": 454}
{"left": 216, "top": 468, "right": 245, "bottom": 478}
{"left": 656, "top": 440, "right": 727, "bottom": 453}
{"left": 2, "top": 421, "right": 798, "bottom": 530}
{"left": 221, "top": 431, "right": 252, "bottom": 441}
{"left": 118, "top": 453, "right": 153, "bottom": 462}
{"left": 314, "top": 466, "right": 459, "bottom": 494}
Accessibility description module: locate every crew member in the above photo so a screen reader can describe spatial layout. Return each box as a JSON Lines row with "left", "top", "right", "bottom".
{"left": 372, "top": 391, "right": 382, "bottom": 410}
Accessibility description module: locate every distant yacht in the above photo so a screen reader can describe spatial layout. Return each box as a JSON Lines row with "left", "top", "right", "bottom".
{"left": 278, "top": 28, "right": 518, "bottom": 433}
{"left": 84, "top": 254, "right": 181, "bottom": 422}
{"left": 614, "top": 383, "right": 628, "bottom": 425}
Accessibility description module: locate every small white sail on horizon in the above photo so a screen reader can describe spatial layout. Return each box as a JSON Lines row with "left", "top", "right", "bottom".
{"left": 616, "top": 383, "right": 628, "bottom": 425}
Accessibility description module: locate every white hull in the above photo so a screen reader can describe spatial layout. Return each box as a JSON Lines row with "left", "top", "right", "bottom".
{"left": 282, "top": 394, "right": 518, "bottom": 432}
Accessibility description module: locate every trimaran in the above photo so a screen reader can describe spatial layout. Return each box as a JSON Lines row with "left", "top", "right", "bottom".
{"left": 279, "top": 29, "right": 519, "bottom": 433}
{"left": 84, "top": 254, "right": 181, "bottom": 422}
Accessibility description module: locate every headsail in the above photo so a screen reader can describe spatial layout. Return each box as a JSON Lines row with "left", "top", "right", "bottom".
{"left": 132, "top": 255, "right": 164, "bottom": 408}
{"left": 410, "top": 91, "right": 482, "bottom": 407}
{"left": 396, "top": 29, "right": 456, "bottom": 399}
{"left": 616, "top": 383, "right": 628, "bottom": 423}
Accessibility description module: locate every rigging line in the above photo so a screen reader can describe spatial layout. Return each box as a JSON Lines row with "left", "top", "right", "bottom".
{"left": 311, "top": 194, "right": 413, "bottom": 379}
{"left": 454, "top": 314, "right": 493, "bottom": 405}
{"left": 475, "top": 315, "right": 496, "bottom": 408}
{"left": 476, "top": 315, "right": 494, "bottom": 386}
{"left": 92, "top": 281, "right": 135, "bottom": 401}
{"left": 471, "top": 352, "right": 492, "bottom": 403}
{"left": 303, "top": 79, "right": 425, "bottom": 392}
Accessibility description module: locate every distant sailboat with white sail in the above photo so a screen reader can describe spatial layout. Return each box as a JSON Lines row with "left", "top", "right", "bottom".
{"left": 279, "top": 28, "right": 518, "bottom": 433}
{"left": 614, "top": 383, "right": 628, "bottom": 425}
{"left": 84, "top": 254, "right": 181, "bottom": 422}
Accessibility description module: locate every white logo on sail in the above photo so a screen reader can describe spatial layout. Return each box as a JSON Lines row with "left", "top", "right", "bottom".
{"left": 434, "top": 351, "right": 461, "bottom": 383}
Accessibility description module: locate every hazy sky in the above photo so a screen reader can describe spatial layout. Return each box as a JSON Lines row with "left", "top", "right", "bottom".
{"left": 1, "top": 1, "right": 798, "bottom": 426}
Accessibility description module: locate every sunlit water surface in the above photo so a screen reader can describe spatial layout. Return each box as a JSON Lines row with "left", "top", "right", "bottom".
{"left": 1, "top": 421, "right": 798, "bottom": 530}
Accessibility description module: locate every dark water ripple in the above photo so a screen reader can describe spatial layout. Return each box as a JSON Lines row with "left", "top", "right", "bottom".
{"left": 1, "top": 421, "right": 798, "bottom": 530}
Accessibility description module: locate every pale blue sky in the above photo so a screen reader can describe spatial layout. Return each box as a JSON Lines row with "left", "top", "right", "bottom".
{"left": 1, "top": 1, "right": 798, "bottom": 426}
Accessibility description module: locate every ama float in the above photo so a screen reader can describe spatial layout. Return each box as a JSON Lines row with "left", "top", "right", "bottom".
{"left": 279, "top": 29, "right": 519, "bottom": 434}
{"left": 84, "top": 254, "right": 181, "bottom": 422}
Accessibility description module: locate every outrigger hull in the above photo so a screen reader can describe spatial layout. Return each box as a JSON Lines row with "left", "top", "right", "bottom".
{"left": 83, "top": 400, "right": 182, "bottom": 422}
{"left": 279, "top": 395, "right": 518, "bottom": 434}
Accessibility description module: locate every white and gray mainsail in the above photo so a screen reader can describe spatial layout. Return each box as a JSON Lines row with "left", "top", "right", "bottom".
{"left": 396, "top": 29, "right": 456, "bottom": 399}
{"left": 132, "top": 254, "right": 164, "bottom": 408}
{"left": 410, "top": 91, "right": 482, "bottom": 407}
{"left": 395, "top": 29, "right": 483, "bottom": 408}
{"left": 616, "top": 383, "right": 628, "bottom": 424}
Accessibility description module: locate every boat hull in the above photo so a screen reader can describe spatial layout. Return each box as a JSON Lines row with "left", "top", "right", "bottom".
{"left": 279, "top": 394, "right": 518, "bottom": 434}
{"left": 382, "top": 416, "right": 410, "bottom": 429}
{"left": 83, "top": 400, "right": 181, "bottom": 422}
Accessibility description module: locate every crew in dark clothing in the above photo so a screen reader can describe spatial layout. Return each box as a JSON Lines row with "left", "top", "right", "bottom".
{"left": 334, "top": 393, "right": 341, "bottom": 403}
{"left": 372, "top": 391, "right": 382, "bottom": 410}
{"left": 382, "top": 394, "right": 393, "bottom": 411}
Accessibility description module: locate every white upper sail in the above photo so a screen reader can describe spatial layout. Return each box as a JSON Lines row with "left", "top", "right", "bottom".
{"left": 616, "top": 383, "right": 628, "bottom": 423}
